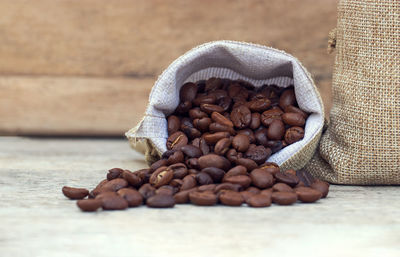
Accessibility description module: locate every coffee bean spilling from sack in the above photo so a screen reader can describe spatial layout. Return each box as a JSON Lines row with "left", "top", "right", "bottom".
{"left": 62, "top": 78, "right": 329, "bottom": 211}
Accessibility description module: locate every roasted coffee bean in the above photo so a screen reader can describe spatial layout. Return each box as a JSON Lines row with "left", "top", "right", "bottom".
{"left": 209, "top": 122, "right": 236, "bottom": 135}
{"left": 117, "top": 188, "right": 143, "bottom": 207}
{"left": 232, "top": 134, "right": 250, "bottom": 152}
{"left": 183, "top": 127, "right": 202, "bottom": 139}
{"left": 193, "top": 117, "right": 212, "bottom": 132}
{"left": 180, "top": 82, "right": 198, "bottom": 102}
{"left": 189, "top": 191, "right": 217, "bottom": 206}
{"left": 133, "top": 169, "right": 152, "bottom": 184}
{"left": 149, "top": 167, "right": 174, "bottom": 188}
{"left": 282, "top": 113, "right": 305, "bottom": 126}
{"left": 285, "top": 169, "right": 297, "bottom": 176}
{"left": 193, "top": 94, "right": 216, "bottom": 106}
{"left": 219, "top": 190, "right": 244, "bottom": 206}
{"left": 167, "top": 115, "right": 181, "bottom": 135}
{"left": 245, "top": 145, "right": 271, "bottom": 164}
{"left": 156, "top": 185, "right": 175, "bottom": 196}
{"left": 203, "top": 132, "right": 230, "bottom": 145}
{"left": 284, "top": 126, "right": 304, "bottom": 144}
{"left": 250, "top": 169, "right": 274, "bottom": 189}
{"left": 274, "top": 172, "right": 300, "bottom": 187}
{"left": 150, "top": 159, "right": 168, "bottom": 172}
{"left": 166, "top": 131, "right": 188, "bottom": 150}
{"left": 295, "top": 187, "right": 322, "bottom": 203}
{"left": 62, "top": 186, "right": 89, "bottom": 200}
{"left": 146, "top": 194, "right": 175, "bottom": 208}
{"left": 247, "top": 98, "right": 271, "bottom": 112}
{"left": 101, "top": 194, "right": 129, "bottom": 210}
{"left": 138, "top": 183, "right": 156, "bottom": 200}
{"left": 260, "top": 188, "right": 273, "bottom": 197}
{"left": 271, "top": 191, "right": 298, "bottom": 205}
{"left": 246, "top": 187, "right": 261, "bottom": 194}
{"left": 255, "top": 128, "right": 269, "bottom": 146}
{"left": 217, "top": 96, "right": 232, "bottom": 111}
{"left": 265, "top": 140, "right": 284, "bottom": 153}
{"left": 204, "top": 77, "right": 222, "bottom": 92}
{"left": 200, "top": 103, "right": 224, "bottom": 114}
{"left": 267, "top": 120, "right": 285, "bottom": 140}
{"left": 198, "top": 184, "right": 217, "bottom": 192}
{"left": 181, "top": 145, "right": 202, "bottom": 158}
{"left": 168, "top": 163, "right": 188, "bottom": 179}
{"left": 122, "top": 170, "right": 142, "bottom": 188}
{"left": 211, "top": 111, "right": 234, "bottom": 127}
{"left": 101, "top": 178, "right": 128, "bottom": 193}
{"left": 210, "top": 89, "right": 228, "bottom": 100}
{"left": 231, "top": 105, "right": 251, "bottom": 129}
{"left": 174, "top": 188, "right": 196, "bottom": 204}
{"left": 224, "top": 175, "right": 251, "bottom": 189}
{"left": 240, "top": 191, "right": 255, "bottom": 202}
{"left": 247, "top": 194, "right": 272, "bottom": 207}
{"left": 279, "top": 88, "right": 296, "bottom": 108}
{"left": 284, "top": 105, "right": 308, "bottom": 119}
{"left": 201, "top": 167, "right": 225, "bottom": 183}
{"left": 237, "top": 129, "right": 256, "bottom": 143}
{"left": 214, "top": 138, "right": 231, "bottom": 155}
{"left": 272, "top": 183, "right": 294, "bottom": 193}
{"left": 186, "top": 158, "right": 200, "bottom": 169}
{"left": 310, "top": 180, "right": 330, "bottom": 198}
{"left": 250, "top": 112, "right": 261, "bottom": 130}
{"left": 224, "top": 165, "right": 247, "bottom": 179}
{"left": 259, "top": 162, "right": 280, "bottom": 175}
{"left": 189, "top": 108, "right": 208, "bottom": 120}
{"left": 76, "top": 199, "right": 102, "bottom": 212}
{"left": 236, "top": 158, "right": 258, "bottom": 171}
{"left": 228, "top": 83, "right": 249, "bottom": 100}
{"left": 170, "top": 178, "right": 183, "bottom": 188}
{"left": 166, "top": 150, "right": 184, "bottom": 165}
{"left": 107, "top": 168, "right": 123, "bottom": 180}
{"left": 181, "top": 175, "right": 197, "bottom": 191}
{"left": 89, "top": 179, "right": 108, "bottom": 198}
{"left": 214, "top": 183, "right": 242, "bottom": 193}
{"left": 196, "top": 172, "right": 213, "bottom": 185}
{"left": 198, "top": 154, "right": 231, "bottom": 171}
{"left": 175, "top": 100, "right": 192, "bottom": 114}
{"left": 188, "top": 168, "right": 200, "bottom": 175}
{"left": 261, "top": 108, "right": 283, "bottom": 126}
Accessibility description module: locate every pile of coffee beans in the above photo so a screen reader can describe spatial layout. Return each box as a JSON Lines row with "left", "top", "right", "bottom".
{"left": 62, "top": 78, "right": 330, "bottom": 211}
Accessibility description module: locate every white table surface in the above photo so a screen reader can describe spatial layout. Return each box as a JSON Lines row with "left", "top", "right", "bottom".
{"left": 0, "top": 137, "right": 399, "bottom": 257}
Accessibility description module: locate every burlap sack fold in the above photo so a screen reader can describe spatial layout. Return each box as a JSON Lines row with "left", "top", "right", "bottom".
{"left": 305, "top": 0, "right": 400, "bottom": 185}
{"left": 126, "top": 40, "right": 325, "bottom": 170}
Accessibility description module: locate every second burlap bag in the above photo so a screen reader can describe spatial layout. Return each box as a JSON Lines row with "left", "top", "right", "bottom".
{"left": 305, "top": 0, "right": 400, "bottom": 185}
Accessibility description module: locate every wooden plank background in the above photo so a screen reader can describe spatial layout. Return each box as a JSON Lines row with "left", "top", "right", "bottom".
{"left": 0, "top": 0, "right": 337, "bottom": 136}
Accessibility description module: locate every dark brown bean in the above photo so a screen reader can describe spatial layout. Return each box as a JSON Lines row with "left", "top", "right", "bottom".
{"left": 282, "top": 113, "right": 305, "bottom": 126}
{"left": 232, "top": 134, "right": 250, "bottom": 152}
{"left": 250, "top": 169, "right": 274, "bottom": 189}
{"left": 214, "top": 138, "right": 231, "bottom": 155}
{"left": 245, "top": 145, "right": 271, "bottom": 165}
{"left": 189, "top": 191, "right": 217, "bottom": 206}
{"left": 211, "top": 111, "right": 234, "bottom": 127}
{"left": 255, "top": 128, "right": 269, "bottom": 146}
{"left": 214, "top": 183, "right": 242, "bottom": 193}
{"left": 224, "top": 165, "right": 247, "bottom": 179}
{"left": 146, "top": 194, "right": 175, "bottom": 208}
{"left": 219, "top": 191, "right": 244, "bottom": 206}
{"left": 181, "top": 175, "right": 197, "bottom": 191}
{"left": 231, "top": 105, "right": 251, "bottom": 129}
{"left": 247, "top": 194, "right": 272, "bottom": 207}
{"left": 193, "top": 117, "right": 212, "bottom": 132}
{"left": 200, "top": 103, "right": 224, "bottom": 114}
{"left": 279, "top": 88, "right": 296, "bottom": 108}
{"left": 138, "top": 183, "right": 156, "bottom": 200}
{"left": 175, "top": 101, "right": 192, "bottom": 114}
{"left": 310, "top": 180, "right": 330, "bottom": 198}
{"left": 201, "top": 167, "right": 225, "bottom": 183}
{"left": 247, "top": 98, "right": 271, "bottom": 112}
{"left": 62, "top": 186, "right": 89, "bottom": 200}
{"left": 107, "top": 168, "right": 123, "bottom": 180}
{"left": 101, "top": 178, "right": 128, "bottom": 193}
{"left": 274, "top": 172, "right": 300, "bottom": 187}
{"left": 224, "top": 175, "right": 251, "bottom": 189}
{"left": 180, "top": 82, "right": 198, "bottom": 102}
{"left": 198, "top": 154, "right": 231, "bottom": 171}
{"left": 181, "top": 145, "right": 202, "bottom": 158}
{"left": 198, "top": 184, "right": 217, "bottom": 192}
{"left": 101, "top": 194, "right": 129, "bottom": 210}
{"left": 258, "top": 162, "right": 280, "bottom": 175}
{"left": 89, "top": 179, "right": 108, "bottom": 198}
{"left": 174, "top": 188, "right": 197, "bottom": 204}
{"left": 203, "top": 132, "right": 230, "bottom": 145}
{"left": 261, "top": 108, "right": 283, "bottom": 126}
{"left": 272, "top": 183, "right": 294, "bottom": 193}
{"left": 166, "top": 150, "right": 184, "bottom": 165}
{"left": 76, "top": 199, "right": 102, "bottom": 212}
{"left": 246, "top": 187, "right": 261, "bottom": 194}
{"left": 237, "top": 129, "right": 256, "bottom": 143}
{"left": 284, "top": 127, "right": 304, "bottom": 144}
{"left": 186, "top": 158, "right": 200, "bottom": 170}
{"left": 267, "top": 120, "right": 285, "bottom": 140}
{"left": 193, "top": 94, "right": 216, "bottom": 106}
{"left": 117, "top": 188, "right": 143, "bottom": 207}
{"left": 271, "top": 191, "right": 298, "bottom": 205}
{"left": 209, "top": 122, "right": 236, "bottom": 135}
{"left": 166, "top": 131, "right": 188, "bottom": 150}
{"left": 295, "top": 187, "right": 322, "bottom": 203}
{"left": 226, "top": 148, "right": 241, "bottom": 163}
{"left": 265, "top": 140, "right": 285, "bottom": 153}
{"left": 168, "top": 163, "right": 188, "bottom": 179}
{"left": 189, "top": 108, "right": 208, "bottom": 120}
{"left": 236, "top": 158, "right": 258, "bottom": 171}
{"left": 122, "top": 170, "right": 142, "bottom": 188}
{"left": 240, "top": 191, "right": 256, "bottom": 203}
{"left": 167, "top": 115, "right": 181, "bottom": 135}
{"left": 156, "top": 185, "right": 175, "bottom": 196}
{"left": 284, "top": 105, "right": 308, "bottom": 119}
{"left": 249, "top": 113, "right": 261, "bottom": 130}
{"left": 196, "top": 172, "right": 213, "bottom": 185}
{"left": 149, "top": 166, "right": 174, "bottom": 188}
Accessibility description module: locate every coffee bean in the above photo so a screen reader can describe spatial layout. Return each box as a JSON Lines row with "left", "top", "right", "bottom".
{"left": 89, "top": 179, "right": 108, "bottom": 198}
{"left": 214, "top": 138, "right": 232, "bottom": 155}
{"left": 214, "top": 183, "right": 242, "bottom": 193}
{"left": 310, "top": 180, "right": 330, "bottom": 198}
{"left": 255, "top": 128, "right": 269, "bottom": 146}
{"left": 265, "top": 140, "right": 284, "bottom": 153}
{"left": 150, "top": 159, "right": 168, "bottom": 172}
{"left": 189, "top": 108, "right": 208, "bottom": 120}
{"left": 170, "top": 178, "right": 183, "bottom": 188}
{"left": 247, "top": 194, "right": 272, "bottom": 207}
{"left": 232, "top": 134, "right": 250, "bottom": 152}
{"left": 147, "top": 194, "right": 175, "bottom": 208}
{"left": 245, "top": 145, "right": 271, "bottom": 164}
{"left": 224, "top": 175, "right": 251, "bottom": 189}
{"left": 122, "top": 170, "right": 142, "bottom": 188}
{"left": 149, "top": 167, "right": 174, "bottom": 188}
{"left": 250, "top": 169, "right": 274, "bottom": 189}
{"left": 274, "top": 172, "right": 300, "bottom": 187}
{"left": 250, "top": 112, "right": 261, "bottom": 130}
{"left": 259, "top": 162, "right": 280, "bottom": 175}
{"left": 231, "top": 106, "right": 251, "bottom": 129}
{"left": 76, "top": 199, "right": 102, "bottom": 212}
{"left": 210, "top": 89, "right": 228, "bottom": 100}
{"left": 189, "top": 191, "right": 217, "bottom": 206}
{"left": 198, "top": 184, "right": 217, "bottom": 192}
{"left": 167, "top": 115, "right": 181, "bottom": 135}
{"left": 260, "top": 188, "right": 273, "bottom": 196}
{"left": 193, "top": 94, "right": 216, "bottom": 106}
{"left": 237, "top": 129, "right": 256, "bottom": 143}
{"left": 279, "top": 88, "right": 296, "bottom": 108}
{"left": 193, "top": 117, "right": 212, "bottom": 132}
{"left": 201, "top": 167, "right": 225, "bottom": 183}
{"left": 247, "top": 98, "right": 271, "bottom": 112}
{"left": 219, "top": 190, "right": 244, "bottom": 206}
{"left": 181, "top": 175, "right": 197, "bottom": 191}
{"left": 271, "top": 191, "right": 298, "bottom": 205}
{"left": 180, "top": 82, "right": 198, "bottom": 102}
{"left": 156, "top": 185, "right": 175, "bottom": 196}
{"left": 164, "top": 151, "right": 184, "bottom": 166}
{"left": 200, "top": 103, "right": 224, "bottom": 114}
{"left": 198, "top": 154, "right": 231, "bottom": 171}
{"left": 174, "top": 189, "right": 196, "bottom": 204}
{"left": 236, "top": 158, "right": 258, "bottom": 171}
{"left": 168, "top": 163, "right": 188, "bottom": 179}
{"left": 282, "top": 113, "right": 305, "bottom": 126}
{"left": 267, "top": 120, "right": 285, "bottom": 140}
{"left": 209, "top": 122, "right": 236, "bottom": 135}
{"left": 107, "top": 168, "right": 123, "bottom": 180}
{"left": 261, "top": 108, "right": 283, "bottom": 126}
{"left": 133, "top": 169, "right": 152, "bottom": 184}
{"left": 246, "top": 187, "right": 261, "bottom": 194}
{"left": 62, "top": 186, "right": 89, "bottom": 200}
{"left": 138, "top": 183, "right": 156, "bottom": 200}
{"left": 167, "top": 131, "right": 188, "bottom": 150}
{"left": 240, "top": 191, "right": 255, "bottom": 202}
{"left": 101, "top": 194, "right": 129, "bottom": 210}
{"left": 272, "top": 183, "right": 294, "bottom": 193}
{"left": 224, "top": 165, "right": 247, "bottom": 179}
{"left": 181, "top": 145, "right": 202, "bottom": 158}
{"left": 196, "top": 172, "right": 213, "bottom": 185}
{"left": 284, "top": 126, "right": 304, "bottom": 144}
{"left": 203, "top": 132, "right": 230, "bottom": 145}
{"left": 295, "top": 187, "right": 322, "bottom": 203}
{"left": 117, "top": 188, "right": 143, "bottom": 207}
{"left": 284, "top": 105, "right": 308, "bottom": 119}
{"left": 211, "top": 112, "right": 234, "bottom": 127}
{"left": 101, "top": 178, "right": 128, "bottom": 193}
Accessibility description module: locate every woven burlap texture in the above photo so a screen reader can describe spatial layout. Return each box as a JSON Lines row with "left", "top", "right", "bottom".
{"left": 126, "top": 40, "right": 325, "bottom": 170}
{"left": 305, "top": 0, "right": 400, "bottom": 185}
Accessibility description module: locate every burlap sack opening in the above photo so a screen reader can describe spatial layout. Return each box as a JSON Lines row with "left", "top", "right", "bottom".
{"left": 126, "top": 40, "right": 325, "bottom": 170}
{"left": 305, "top": 0, "right": 400, "bottom": 185}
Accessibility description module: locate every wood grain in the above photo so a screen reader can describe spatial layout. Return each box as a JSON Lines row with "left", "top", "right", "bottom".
{"left": 0, "top": 76, "right": 152, "bottom": 135}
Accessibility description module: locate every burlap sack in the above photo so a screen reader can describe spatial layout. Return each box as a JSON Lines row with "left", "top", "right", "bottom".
{"left": 305, "top": 0, "right": 400, "bottom": 185}
{"left": 126, "top": 40, "right": 325, "bottom": 170}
